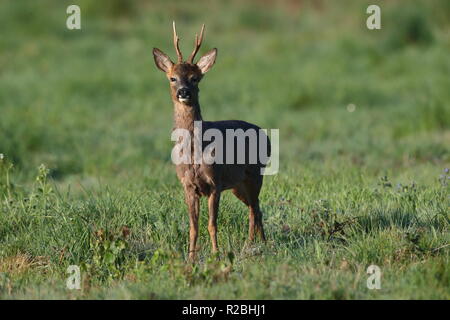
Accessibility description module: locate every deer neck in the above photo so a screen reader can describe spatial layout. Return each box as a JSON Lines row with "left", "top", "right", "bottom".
{"left": 173, "top": 99, "right": 203, "bottom": 131}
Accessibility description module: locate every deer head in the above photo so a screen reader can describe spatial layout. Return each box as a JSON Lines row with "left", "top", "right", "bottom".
{"left": 153, "top": 22, "right": 217, "bottom": 105}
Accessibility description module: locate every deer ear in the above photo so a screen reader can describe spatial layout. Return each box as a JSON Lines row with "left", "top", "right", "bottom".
{"left": 196, "top": 48, "right": 217, "bottom": 74}
{"left": 153, "top": 48, "right": 174, "bottom": 73}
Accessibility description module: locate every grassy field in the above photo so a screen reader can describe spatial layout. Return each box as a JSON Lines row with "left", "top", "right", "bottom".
{"left": 0, "top": 0, "right": 449, "bottom": 299}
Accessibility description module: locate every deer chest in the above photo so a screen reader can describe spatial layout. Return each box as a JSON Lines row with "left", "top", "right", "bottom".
{"left": 176, "top": 164, "right": 214, "bottom": 196}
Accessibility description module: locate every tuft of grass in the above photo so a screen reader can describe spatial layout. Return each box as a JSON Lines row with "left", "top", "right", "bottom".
{"left": 382, "top": 2, "right": 435, "bottom": 51}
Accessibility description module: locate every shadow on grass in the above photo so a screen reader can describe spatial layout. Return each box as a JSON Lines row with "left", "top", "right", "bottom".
{"left": 357, "top": 208, "right": 443, "bottom": 233}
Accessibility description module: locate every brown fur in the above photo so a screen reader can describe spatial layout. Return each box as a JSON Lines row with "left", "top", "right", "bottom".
{"left": 153, "top": 24, "right": 269, "bottom": 261}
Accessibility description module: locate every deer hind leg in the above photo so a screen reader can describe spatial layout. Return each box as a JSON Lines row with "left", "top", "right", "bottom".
{"left": 232, "top": 183, "right": 253, "bottom": 240}
{"left": 249, "top": 200, "right": 266, "bottom": 242}
{"left": 207, "top": 190, "right": 220, "bottom": 254}
{"left": 185, "top": 191, "right": 200, "bottom": 262}
{"left": 232, "top": 176, "right": 266, "bottom": 242}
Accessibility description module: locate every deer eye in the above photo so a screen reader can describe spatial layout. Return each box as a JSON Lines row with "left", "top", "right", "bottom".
{"left": 191, "top": 77, "right": 199, "bottom": 83}
{"left": 170, "top": 77, "right": 177, "bottom": 82}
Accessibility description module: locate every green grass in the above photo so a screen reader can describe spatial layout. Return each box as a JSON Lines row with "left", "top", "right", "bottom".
{"left": 0, "top": 0, "right": 449, "bottom": 299}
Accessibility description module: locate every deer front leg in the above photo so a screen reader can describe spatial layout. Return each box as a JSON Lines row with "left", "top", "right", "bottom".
{"left": 207, "top": 190, "right": 220, "bottom": 254}
{"left": 185, "top": 191, "right": 200, "bottom": 262}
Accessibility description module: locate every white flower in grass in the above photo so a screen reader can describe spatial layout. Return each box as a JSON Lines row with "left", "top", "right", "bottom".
{"left": 0, "top": 153, "right": 4, "bottom": 160}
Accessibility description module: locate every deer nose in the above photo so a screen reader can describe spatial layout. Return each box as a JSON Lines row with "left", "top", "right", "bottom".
{"left": 177, "top": 88, "right": 191, "bottom": 99}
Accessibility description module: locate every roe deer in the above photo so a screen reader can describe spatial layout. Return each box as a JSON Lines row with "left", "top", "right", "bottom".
{"left": 152, "top": 22, "right": 270, "bottom": 261}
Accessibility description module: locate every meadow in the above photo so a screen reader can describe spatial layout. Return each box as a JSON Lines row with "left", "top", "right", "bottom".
{"left": 0, "top": 0, "right": 449, "bottom": 299}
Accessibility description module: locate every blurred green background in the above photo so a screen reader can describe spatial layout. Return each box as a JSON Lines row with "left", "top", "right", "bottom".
{"left": 1, "top": 0, "right": 449, "bottom": 181}
{"left": 0, "top": 0, "right": 448, "bottom": 299}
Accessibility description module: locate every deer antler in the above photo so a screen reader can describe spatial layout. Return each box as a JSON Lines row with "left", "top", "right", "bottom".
{"left": 173, "top": 21, "right": 183, "bottom": 63}
{"left": 187, "top": 24, "right": 205, "bottom": 64}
